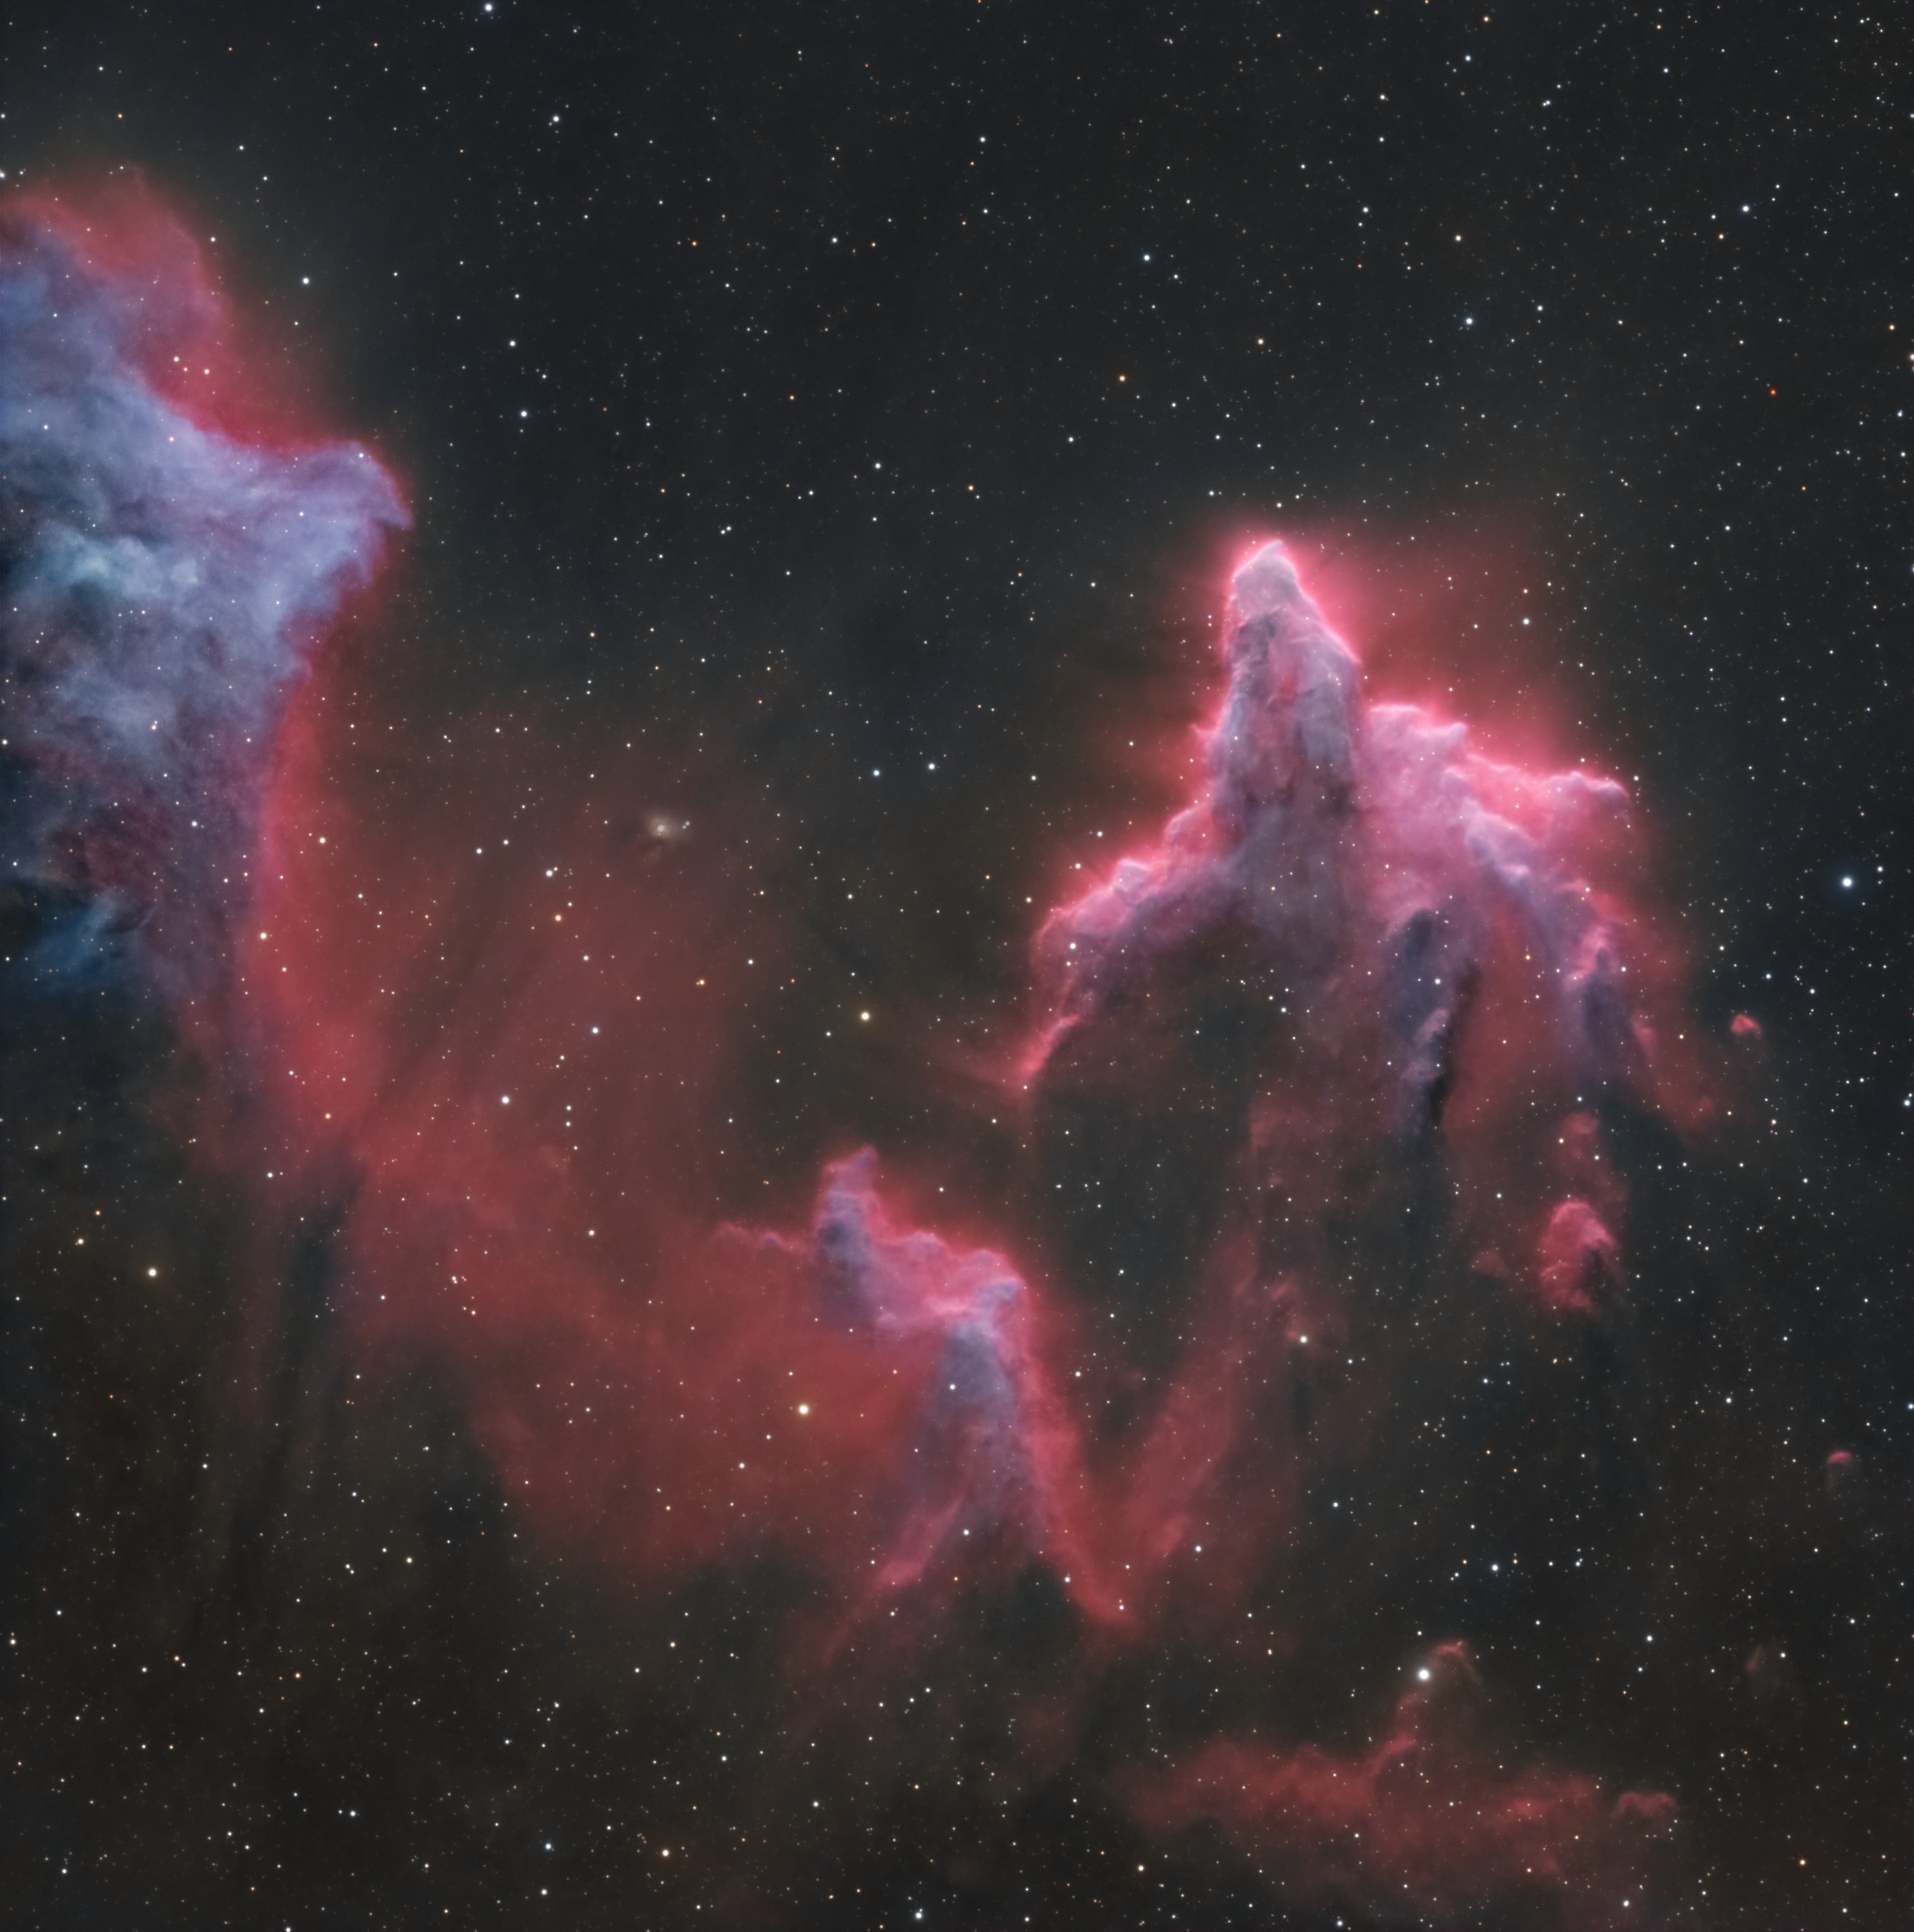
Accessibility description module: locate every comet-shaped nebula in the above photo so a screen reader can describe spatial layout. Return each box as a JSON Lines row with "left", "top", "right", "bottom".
{"left": 5, "top": 187, "right": 1899, "bottom": 1931}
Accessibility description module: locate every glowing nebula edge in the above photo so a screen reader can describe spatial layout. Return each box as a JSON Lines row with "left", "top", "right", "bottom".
{"left": 6, "top": 190, "right": 1803, "bottom": 1924}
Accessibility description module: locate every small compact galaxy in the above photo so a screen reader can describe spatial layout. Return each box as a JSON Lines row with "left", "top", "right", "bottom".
{"left": 3, "top": 9, "right": 1910, "bottom": 1929}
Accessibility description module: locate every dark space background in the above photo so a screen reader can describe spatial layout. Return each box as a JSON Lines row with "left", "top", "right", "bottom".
{"left": 3, "top": 3, "right": 1912, "bottom": 1925}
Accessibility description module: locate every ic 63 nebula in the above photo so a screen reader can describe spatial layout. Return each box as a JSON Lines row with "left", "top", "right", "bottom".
{"left": 3, "top": 173, "right": 1909, "bottom": 1932}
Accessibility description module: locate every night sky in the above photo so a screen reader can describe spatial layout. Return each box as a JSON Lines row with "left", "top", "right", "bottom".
{"left": 4, "top": 5, "right": 1913, "bottom": 1927}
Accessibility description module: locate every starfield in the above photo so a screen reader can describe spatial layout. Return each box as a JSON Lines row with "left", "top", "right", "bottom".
{"left": 3, "top": 7, "right": 1909, "bottom": 1928}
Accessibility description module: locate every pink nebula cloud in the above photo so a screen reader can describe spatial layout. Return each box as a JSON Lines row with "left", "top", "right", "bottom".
{"left": 1138, "top": 1641, "right": 1675, "bottom": 1923}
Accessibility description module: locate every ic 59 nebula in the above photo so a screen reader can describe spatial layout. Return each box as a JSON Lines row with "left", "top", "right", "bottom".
{"left": 3, "top": 130, "right": 1909, "bottom": 1932}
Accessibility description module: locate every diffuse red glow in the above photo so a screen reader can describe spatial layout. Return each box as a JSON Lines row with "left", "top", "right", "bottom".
{"left": 9, "top": 180, "right": 357, "bottom": 449}
{"left": 244, "top": 687, "right": 938, "bottom": 1576}
{"left": 1139, "top": 1642, "right": 1675, "bottom": 1923}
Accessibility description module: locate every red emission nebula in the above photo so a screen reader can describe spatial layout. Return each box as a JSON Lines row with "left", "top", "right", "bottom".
{"left": 9, "top": 190, "right": 1729, "bottom": 1921}
{"left": 246, "top": 539, "right": 1703, "bottom": 1915}
{"left": 250, "top": 539, "right": 1705, "bottom": 1594}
